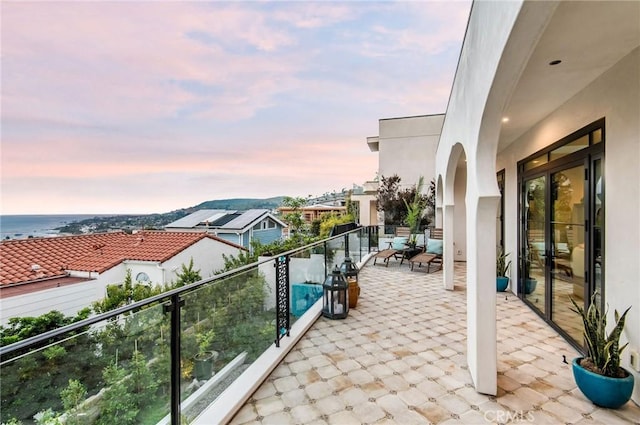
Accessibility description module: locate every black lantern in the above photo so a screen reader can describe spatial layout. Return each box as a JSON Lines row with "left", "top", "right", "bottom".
{"left": 340, "top": 257, "right": 360, "bottom": 308}
{"left": 322, "top": 266, "right": 349, "bottom": 319}
{"left": 339, "top": 257, "right": 359, "bottom": 283}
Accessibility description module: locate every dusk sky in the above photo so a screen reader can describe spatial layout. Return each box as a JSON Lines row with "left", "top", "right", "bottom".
{"left": 1, "top": 1, "right": 471, "bottom": 215}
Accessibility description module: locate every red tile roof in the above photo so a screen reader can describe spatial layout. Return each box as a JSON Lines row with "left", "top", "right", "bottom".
{"left": 0, "top": 231, "right": 241, "bottom": 286}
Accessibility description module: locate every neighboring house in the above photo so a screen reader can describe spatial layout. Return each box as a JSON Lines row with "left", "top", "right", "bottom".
{"left": 433, "top": 0, "right": 639, "bottom": 404}
{"left": 0, "top": 231, "right": 245, "bottom": 324}
{"left": 350, "top": 181, "right": 379, "bottom": 226}
{"left": 165, "top": 209, "right": 286, "bottom": 249}
{"left": 296, "top": 204, "right": 347, "bottom": 224}
{"left": 358, "top": 114, "right": 445, "bottom": 230}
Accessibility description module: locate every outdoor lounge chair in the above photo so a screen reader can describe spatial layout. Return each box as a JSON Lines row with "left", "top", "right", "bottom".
{"left": 373, "top": 226, "right": 412, "bottom": 267}
{"left": 408, "top": 228, "right": 443, "bottom": 272}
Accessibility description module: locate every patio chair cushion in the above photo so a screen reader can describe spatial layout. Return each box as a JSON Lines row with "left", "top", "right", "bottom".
{"left": 426, "top": 238, "right": 443, "bottom": 255}
{"left": 391, "top": 237, "right": 409, "bottom": 250}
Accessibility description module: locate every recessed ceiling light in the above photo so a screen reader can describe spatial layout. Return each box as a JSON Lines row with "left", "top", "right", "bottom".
{"left": 549, "top": 59, "right": 562, "bottom": 66}
{"left": 502, "top": 117, "right": 509, "bottom": 123}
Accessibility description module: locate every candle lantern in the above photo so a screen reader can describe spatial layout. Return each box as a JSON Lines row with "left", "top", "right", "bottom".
{"left": 340, "top": 257, "right": 360, "bottom": 308}
{"left": 322, "top": 266, "right": 349, "bottom": 319}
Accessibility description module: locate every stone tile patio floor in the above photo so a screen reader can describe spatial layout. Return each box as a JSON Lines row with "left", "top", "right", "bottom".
{"left": 230, "top": 261, "right": 640, "bottom": 424}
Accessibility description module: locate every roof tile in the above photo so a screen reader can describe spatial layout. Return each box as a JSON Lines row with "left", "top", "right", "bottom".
{"left": 0, "top": 231, "right": 241, "bottom": 286}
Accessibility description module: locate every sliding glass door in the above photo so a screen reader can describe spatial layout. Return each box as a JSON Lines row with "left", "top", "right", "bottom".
{"left": 518, "top": 119, "right": 604, "bottom": 348}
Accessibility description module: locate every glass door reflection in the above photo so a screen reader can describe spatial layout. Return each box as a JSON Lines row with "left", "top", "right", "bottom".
{"left": 524, "top": 176, "right": 546, "bottom": 315}
{"left": 550, "top": 165, "right": 584, "bottom": 342}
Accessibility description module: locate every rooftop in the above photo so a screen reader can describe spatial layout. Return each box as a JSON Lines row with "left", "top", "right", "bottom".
{"left": 0, "top": 231, "right": 240, "bottom": 286}
{"left": 227, "top": 262, "right": 640, "bottom": 425}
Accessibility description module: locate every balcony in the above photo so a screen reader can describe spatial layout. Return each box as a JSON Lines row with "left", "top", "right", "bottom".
{"left": 1, "top": 227, "right": 638, "bottom": 424}
{"left": 227, "top": 262, "right": 640, "bottom": 424}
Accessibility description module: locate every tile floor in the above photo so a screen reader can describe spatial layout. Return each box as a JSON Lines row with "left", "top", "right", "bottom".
{"left": 229, "top": 261, "right": 640, "bottom": 424}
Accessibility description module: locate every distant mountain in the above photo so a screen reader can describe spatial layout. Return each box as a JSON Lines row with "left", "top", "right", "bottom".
{"left": 54, "top": 197, "right": 287, "bottom": 235}
{"left": 191, "top": 197, "right": 285, "bottom": 211}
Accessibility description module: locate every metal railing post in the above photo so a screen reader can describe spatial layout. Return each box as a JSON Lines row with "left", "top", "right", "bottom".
{"left": 274, "top": 255, "right": 290, "bottom": 347}
{"left": 344, "top": 233, "right": 350, "bottom": 258}
{"left": 165, "top": 294, "right": 184, "bottom": 425}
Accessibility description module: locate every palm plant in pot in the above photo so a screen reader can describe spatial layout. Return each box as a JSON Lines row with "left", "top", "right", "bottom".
{"left": 569, "top": 292, "right": 634, "bottom": 408}
{"left": 496, "top": 249, "right": 511, "bottom": 292}
{"left": 403, "top": 176, "right": 427, "bottom": 248}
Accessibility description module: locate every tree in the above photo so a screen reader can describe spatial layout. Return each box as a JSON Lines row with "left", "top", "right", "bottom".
{"left": 0, "top": 309, "right": 90, "bottom": 346}
{"left": 174, "top": 258, "right": 201, "bottom": 287}
{"left": 280, "top": 196, "right": 307, "bottom": 239}
{"left": 92, "top": 269, "right": 164, "bottom": 314}
{"left": 376, "top": 175, "right": 402, "bottom": 224}
{"left": 97, "top": 363, "right": 138, "bottom": 425}
{"left": 129, "top": 350, "right": 157, "bottom": 410}
{"left": 376, "top": 174, "right": 430, "bottom": 227}
{"left": 60, "top": 379, "right": 87, "bottom": 425}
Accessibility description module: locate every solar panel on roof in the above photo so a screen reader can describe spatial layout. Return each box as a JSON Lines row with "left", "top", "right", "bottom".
{"left": 202, "top": 212, "right": 227, "bottom": 223}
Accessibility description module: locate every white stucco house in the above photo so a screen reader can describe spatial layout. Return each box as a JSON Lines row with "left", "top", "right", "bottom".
{"left": 434, "top": 0, "right": 639, "bottom": 404}
{"left": 0, "top": 231, "right": 245, "bottom": 324}
{"left": 353, "top": 114, "right": 444, "bottom": 230}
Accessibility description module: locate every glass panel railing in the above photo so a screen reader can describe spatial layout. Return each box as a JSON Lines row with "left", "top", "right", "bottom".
{"left": 0, "top": 227, "right": 368, "bottom": 424}
{"left": 325, "top": 237, "right": 345, "bottom": 274}
{"left": 0, "top": 303, "right": 169, "bottom": 425}
{"left": 347, "top": 231, "right": 361, "bottom": 262}
{"left": 179, "top": 267, "right": 275, "bottom": 422}
{"left": 289, "top": 245, "right": 325, "bottom": 320}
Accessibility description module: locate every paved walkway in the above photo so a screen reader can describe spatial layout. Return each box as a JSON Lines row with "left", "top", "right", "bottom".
{"left": 230, "top": 261, "right": 639, "bottom": 424}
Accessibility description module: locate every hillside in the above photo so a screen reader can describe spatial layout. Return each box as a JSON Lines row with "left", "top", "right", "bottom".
{"left": 191, "top": 197, "right": 284, "bottom": 211}
{"left": 55, "top": 197, "right": 286, "bottom": 234}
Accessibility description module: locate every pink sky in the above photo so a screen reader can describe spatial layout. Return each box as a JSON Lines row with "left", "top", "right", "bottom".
{"left": 1, "top": 1, "right": 471, "bottom": 214}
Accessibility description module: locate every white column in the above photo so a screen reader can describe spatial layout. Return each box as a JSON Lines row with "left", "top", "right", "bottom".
{"left": 443, "top": 204, "right": 455, "bottom": 291}
{"left": 467, "top": 194, "right": 500, "bottom": 395}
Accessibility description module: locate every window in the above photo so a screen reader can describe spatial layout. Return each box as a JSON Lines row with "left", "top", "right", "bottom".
{"left": 136, "top": 272, "right": 150, "bottom": 284}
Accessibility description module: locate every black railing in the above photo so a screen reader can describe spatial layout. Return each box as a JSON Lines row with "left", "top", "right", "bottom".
{"left": 0, "top": 226, "right": 378, "bottom": 425}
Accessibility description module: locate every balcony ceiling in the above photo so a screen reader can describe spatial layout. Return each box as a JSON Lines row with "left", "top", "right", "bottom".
{"left": 498, "top": 1, "right": 640, "bottom": 150}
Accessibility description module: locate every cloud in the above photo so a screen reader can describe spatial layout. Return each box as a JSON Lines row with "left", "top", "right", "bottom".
{"left": 1, "top": 1, "right": 471, "bottom": 214}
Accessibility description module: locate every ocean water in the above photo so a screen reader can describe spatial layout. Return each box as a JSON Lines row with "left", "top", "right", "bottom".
{"left": 0, "top": 214, "right": 101, "bottom": 240}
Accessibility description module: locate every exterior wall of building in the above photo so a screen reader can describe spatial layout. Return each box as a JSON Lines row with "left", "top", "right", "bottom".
{"left": 0, "top": 280, "right": 100, "bottom": 325}
{"left": 0, "top": 239, "right": 243, "bottom": 324}
{"left": 160, "top": 238, "right": 244, "bottom": 280}
{"left": 253, "top": 228, "right": 282, "bottom": 246}
{"left": 378, "top": 114, "right": 444, "bottom": 192}
{"left": 216, "top": 232, "right": 243, "bottom": 248}
{"left": 496, "top": 47, "right": 640, "bottom": 402}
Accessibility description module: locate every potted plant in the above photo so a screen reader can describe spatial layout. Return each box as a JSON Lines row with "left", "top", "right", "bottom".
{"left": 193, "top": 329, "right": 219, "bottom": 381}
{"left": 569, "top": 292, "right": 634, "bottom": 408}
{"left": 403, "top": 176, "right": 427, "bottom": 248}
{"left": 496, "top": 249, "right": 511, "bottom": 292}
{"left": 523, "top": 247, "right": 537, "bottom": 295}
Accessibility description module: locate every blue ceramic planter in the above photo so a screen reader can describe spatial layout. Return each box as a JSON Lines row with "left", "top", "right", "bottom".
{"left": 572, "top": 357, "right": 634, "bottom": 409}
{"left": 496, "top": 276, "right": 509, "bottom": 292}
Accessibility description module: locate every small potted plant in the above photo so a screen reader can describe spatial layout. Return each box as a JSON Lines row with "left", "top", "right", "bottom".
{"left": 193, "top": 329, "right": 219, "bottom": 381}
{"left": 569, "top": 292, "right": 634, "bottom": 408}
{"left": 523, "top": 248, "right": 537, "bottom": 295}
{"left": 496, "top": 249, "right": 511, "bottom": 292}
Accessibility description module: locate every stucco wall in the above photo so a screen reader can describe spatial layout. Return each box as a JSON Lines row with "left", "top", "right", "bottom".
{"left": 497, "top": 47, "right": 640, "bottom": 401}
{"left": 378, "top": 114, "right": 443, "bottom": 192}
{"left": 161, "top": 238, "right": 243, "bottom": 280}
